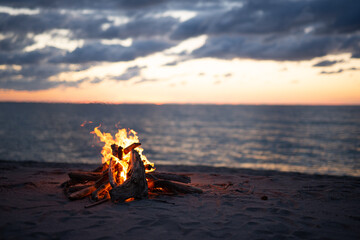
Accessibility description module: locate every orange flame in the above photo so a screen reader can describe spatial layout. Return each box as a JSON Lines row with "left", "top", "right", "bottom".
{"left": 80, "top": 121, "right": 93, "bottom": 127}
{"left": 91, "top": 125, "right": 154, "bottom": 183}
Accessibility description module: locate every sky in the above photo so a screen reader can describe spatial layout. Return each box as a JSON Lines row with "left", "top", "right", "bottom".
{"left": 0, "top": 0, "right": 359, "bottom": 105}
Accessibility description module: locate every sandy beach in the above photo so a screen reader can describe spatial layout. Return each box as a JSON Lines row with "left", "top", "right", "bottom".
{"left": 0, "top": 160, "right": 359, "bottom": 240}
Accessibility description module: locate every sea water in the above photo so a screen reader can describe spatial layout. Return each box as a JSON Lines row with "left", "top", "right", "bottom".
{"left": 0, "top": 103, "right": 359, "bottom": 176}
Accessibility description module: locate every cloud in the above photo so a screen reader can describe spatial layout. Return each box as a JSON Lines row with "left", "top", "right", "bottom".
{"left": 133, "top": 78, "right": 158, "bottom": 84}
{"left": 82, "top": 16, "right": 179, "bottom": 40}
{"left": 320, "top": 67, "right": 360, "bottom": 74}
{"left": 51, "top": 40, "right": 173, "bottom": 63}
{"left": 349, "top": 67, "right": 360, "bottom": 71}
{"left": 0, "top": 34, "right": 34, "bottom": 51}
{"left": 313, "top": 60, "right": 344, "bottom": 67}
{"left": 163, "top": 61, "right": 179, "bottom": 66}
{"left": 192, "top": 34, "right": 360, "bottom": 61}
{"left": 112, "top": 66, "right": 145, "bottom": 81}
{"left": 172, "top": 0, "right": 360, "bottom": 60}
{"left": 0, "top": 47, "right": 62, "bottom": 64}
{"left": 172, "top": 0, "right": 360, "bottom": 38}
{"left": 0, "top": 0, "right": 167, "bottom": 9}
{"left": 115, "top": 0, "right": 167, "bottom": 9}
{"left": 320, "top": 69, "right": 343, "bottom": 74}
{"left": 0, "top": 11, "right": 110, "bottom": 35}
{"left": 0, "top": 64, "right": 83, "bottom": 90}
{"left": 1, "top": 0, "right": 360, "bottom": 92}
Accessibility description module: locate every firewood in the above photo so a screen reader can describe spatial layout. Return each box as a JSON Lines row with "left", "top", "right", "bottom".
{"left": 68, "top": 185, "right": 97, "bottom": 200}
{"left": 147, "top": 172, "right": 191, "bottom": 184}
{"left": 91, "top": 182, "right": 111, "bottom": 201}
{"left": 123, "top": 143, "right": 141, "bottom": 155}
{"left": 68, "top": 171, "right": 102, "bottom": 182}
{"left": 108, "top": 157, "right": 122, "bottom": 188}
{"left": 111, "top": 144, "right": 123, "bottom": 159}
{"left": 60, "top": 179, "right": 73, "bottom": 188}
{"left": 109, "top": 150, "right": 148, "bottom": 203}
{"left": 63, "top": 141, "right": 203, "bottom": 203}
{"left": 92, "top": 163, "right": 108, "bottom": 173}
{"left": 61, "top": 178, "right": 87, "bottom": 188}
{"left": 149, "top": 179, "right": 203, "bottom": 194}
{"left": 108, "top": 144, "right": 124, "bottom": 188}
{"left": 68, "top": 182, "right": 95, "bottom": 193}
{"left": 111, "top": 142, "right": 140, "bottom": 157}
{"left": 95, "top": 170, "right": 109, "bottom": 188}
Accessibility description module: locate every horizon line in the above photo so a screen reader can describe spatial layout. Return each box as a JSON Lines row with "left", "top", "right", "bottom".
{"left": 0, "top": 100, "right": 359, "bottom": 107}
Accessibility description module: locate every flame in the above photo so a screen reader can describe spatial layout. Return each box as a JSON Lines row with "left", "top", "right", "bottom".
{"left": 91, "top": 125, "right": 154, "bottom": 184}
{"left": 80, "top": 121, "right": 93, "bottom": 127}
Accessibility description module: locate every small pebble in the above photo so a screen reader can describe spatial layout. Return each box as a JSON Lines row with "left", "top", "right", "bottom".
{"left": 261, "top": 195, "right": 268, "bottom": 200}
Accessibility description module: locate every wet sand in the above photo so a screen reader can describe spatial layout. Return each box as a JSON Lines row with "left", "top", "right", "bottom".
{"left": 0, "top": 160, "right": 359, "bottom": 240}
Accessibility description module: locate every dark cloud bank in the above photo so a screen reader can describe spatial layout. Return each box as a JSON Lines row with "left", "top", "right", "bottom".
{"left": 0, "top": 0, "right": 359, "bottom": 91}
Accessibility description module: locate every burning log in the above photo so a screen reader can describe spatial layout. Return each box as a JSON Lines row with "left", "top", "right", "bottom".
{"left": 123, "top": 143, "right": 141, "bottom": 155}
{"left": 108, "top": 157, "right": 120, "bottom": 188}
{"left": 94, "top": 170, "right": 109, "bottom": 188}
{"left": 109, "top": 150, "right": 148, "bottom": 203}
{"left": 91, "top": 183, "right": 110, "bottom": 201}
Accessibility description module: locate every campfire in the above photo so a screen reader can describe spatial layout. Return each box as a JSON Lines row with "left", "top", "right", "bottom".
{"left": 62, "top": 126, "right": 202, "bottom": 205}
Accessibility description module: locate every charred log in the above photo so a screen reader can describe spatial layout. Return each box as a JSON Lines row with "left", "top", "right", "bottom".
{"left": 68, "top": 171, "right": 102, "bottom": 182}
{"left": 123, "top": 143, "right": 141, "bottom": 155}
{"left": 94, "top": 170, "right": 109, "bottom": 188}
{"left": 92, "top": 163, "right": 108, "bottom": 173}
{"left": 68, "top": 185, "right": 97, "bottom": 200}
{"left": 147, "top": 172, "right": 191, "bottom": 184}
{"left": 68, "top": 182, "right": 95, "bottom": 193}
{"left": 148, "top": 179, "right": 202, "bottom": 194}
{"left": 111, "top": 144, "right": 123, "bottom": 160}
{"left": 91, "top": 182, "right": 111, "bottom": 201}
{"left": 109, "top": 150, "right": 148, "bottom": 203}
{"left": 108, "top": 157, "right": 123, "bottom": 188}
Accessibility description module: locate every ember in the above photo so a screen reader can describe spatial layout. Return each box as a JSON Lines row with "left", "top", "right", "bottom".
{"left": 62, "top": 126, "right": 202, "bottom": 205}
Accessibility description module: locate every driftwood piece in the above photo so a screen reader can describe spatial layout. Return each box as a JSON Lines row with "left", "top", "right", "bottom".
{"left": 109, "top": 150, "right": 148, "bottom": 203}
{"left": 111, "top": 144, "right": 123, "bottom": 159}
{"left": 147, "top": 172, "right": 191, "bottom": 184}
{"left": 109, "top": 144, "right": 124, "bottom": 188}
{"left": 62, "top": 170, "right": 104, "bottom": 188}
{"left": 124, "top": 143, "right": 141, "bottom": 155}
{"left": 91, "top": 182, "right": 111, "bottom": 201}
{"left": 95, "top": 170, "right": 109, "bottom": 188}
{"left": 92, "top": 163, "right": 108, "bottom": 173}
{"left": 111, "top": 142, "right": 140, "bottom": 157}
{"left": 108, "top": 157, "right": 122, "bottom": 188}
{"left": 68, "top": 185, "right": 97, "bottom": 200}
{"left": 149, "top": 179, "right": 202, "bottom": 194}
{"left": 60, "top": 179, "right": 75, "bottom": 188}
{"left": 68, "top": 171, "right": 102, "bottom": 182}
{"left": 68, "top": 182, "right": 95, "bottom": 193}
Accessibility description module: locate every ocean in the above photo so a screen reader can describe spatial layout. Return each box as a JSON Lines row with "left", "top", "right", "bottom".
{"left": 0, "top": 102, "right": 359, "bottom": 176}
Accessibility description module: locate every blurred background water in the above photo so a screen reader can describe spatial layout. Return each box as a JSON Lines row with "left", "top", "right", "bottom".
{"left": 0, "top": 102, "right": 359, "bottom": 176}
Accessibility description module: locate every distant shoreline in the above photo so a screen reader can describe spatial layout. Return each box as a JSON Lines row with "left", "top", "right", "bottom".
{"left": 1, "top": 101, "right": 360, "bottom": 107}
